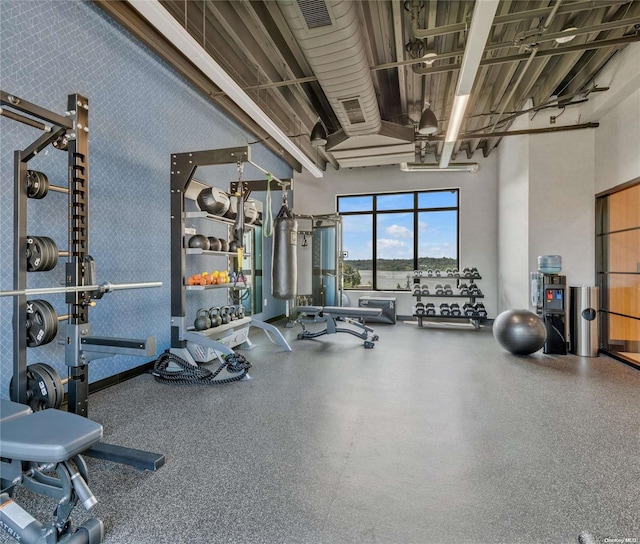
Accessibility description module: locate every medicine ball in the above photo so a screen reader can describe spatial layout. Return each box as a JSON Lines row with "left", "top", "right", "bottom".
{"left": 228, "top": 240, "right": 238, "bottom": 253}
{"left": 244, "top": 201, "right": 259, "bottom": 224}
{"left": 208, "top": 237, "right": 222, "bottom": 251}
{"left": 188, "top": 234, "right": 210, "bottom": 250}
{"left": 197, "top": 187, "right": 230, "bottom": 216}
{"left": 219, "top": 239, "right": 229, "bottom": 252}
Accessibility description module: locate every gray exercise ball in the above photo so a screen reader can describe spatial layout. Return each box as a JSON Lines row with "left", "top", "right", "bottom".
{"left": 493, "top": 309, "right": 547, "bottom": 355}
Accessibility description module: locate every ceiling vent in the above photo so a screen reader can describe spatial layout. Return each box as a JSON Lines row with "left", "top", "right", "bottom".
{"left": 340, "top": 98, "right": 366, "bottom": 125}
{"left": 296, "top": 0, "right": 332, "bottom": 29}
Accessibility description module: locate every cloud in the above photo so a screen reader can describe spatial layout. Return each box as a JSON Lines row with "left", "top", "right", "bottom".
{"left": 386, "top": 224, "right": 412, "bottom": 238}
{"left": 378, "top": 238, "right": 407, "bottom": 249}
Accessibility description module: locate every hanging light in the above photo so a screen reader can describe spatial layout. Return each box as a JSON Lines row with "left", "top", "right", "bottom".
{"left": 418, "top": 105, "right": 439, "bottom": 135}
{"left": 310, "top": 121, "right": 327, "bottom": 147}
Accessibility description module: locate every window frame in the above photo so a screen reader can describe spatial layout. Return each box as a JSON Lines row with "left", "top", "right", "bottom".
{"left": 337, "top": 189, "right": 460, "bottom": 291}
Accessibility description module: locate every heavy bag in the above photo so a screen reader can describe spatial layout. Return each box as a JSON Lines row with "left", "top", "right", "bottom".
{"left": 272, "top": 206, "right": 297, "bottom": 299}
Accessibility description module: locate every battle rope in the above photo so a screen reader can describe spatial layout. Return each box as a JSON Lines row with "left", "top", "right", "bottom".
{"left": 151, "top": 350, "right": 251, "bottom": 385}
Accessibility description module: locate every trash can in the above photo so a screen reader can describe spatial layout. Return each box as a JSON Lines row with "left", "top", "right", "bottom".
{"left": 569, "top": 286, "right": 599, "bottom": 357}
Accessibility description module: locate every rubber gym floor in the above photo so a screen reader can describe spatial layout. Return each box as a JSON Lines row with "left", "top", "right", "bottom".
{"left": 4, "top": 320, "right": 639, "bottom": 544}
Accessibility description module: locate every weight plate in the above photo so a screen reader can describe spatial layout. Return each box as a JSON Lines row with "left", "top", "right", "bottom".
{"left": 26, "top": 236, "right": 58, "bottom": 272}
{"left": 9, "top": 363, "right": 62, "bottom": 411}
{"left": 26, "top": 170, "right": 49, "bottom": 199}
{"left": 26, "top": 299, "right": 58, "bottom": 347}
{"left": 31, "top": 363, "right": 64, "bottom": 410}
{"left": 43, "top": 236, "right": 59, "bottom": 270}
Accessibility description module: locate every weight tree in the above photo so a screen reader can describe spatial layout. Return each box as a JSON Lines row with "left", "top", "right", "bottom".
{"left": 1, "top": 90, "right": 164, "bottom": 470}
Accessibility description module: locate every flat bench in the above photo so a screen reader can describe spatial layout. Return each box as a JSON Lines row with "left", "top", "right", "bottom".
{"left": 296, "top": 306, "right": 382, "bottom": 348}
{"left": 0, "top": 400, "right": 104, "bottom": 543}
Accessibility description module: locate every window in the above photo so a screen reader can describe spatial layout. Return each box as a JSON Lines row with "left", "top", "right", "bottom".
{"left": 338, "top": 190, "right": 459, "bottom": 291}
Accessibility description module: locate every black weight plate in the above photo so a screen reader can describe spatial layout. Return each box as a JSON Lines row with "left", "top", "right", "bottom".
{"left": 26, "top": 299, "right": 58, "bottom": 347}
{"left": 26, "top": 236, "right": 44, "bottom": 271}
{"left": 9, "top": 363, "right": 57, "bottom": 411}
{"left": 32, "top": 363, "right": 64, "bottom": 409}
{"left": 26, "top": 170, "right": 49, "bottom": 199}
{"left": 40, "top": 236, "right": 58, "bottom": 271}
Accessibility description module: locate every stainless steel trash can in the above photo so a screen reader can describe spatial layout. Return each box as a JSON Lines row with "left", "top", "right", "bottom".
{"left": 569, "top": 286, "right": 599, "bottom": 357}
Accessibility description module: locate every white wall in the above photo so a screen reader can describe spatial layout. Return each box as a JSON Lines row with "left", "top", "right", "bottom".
{"left": 529, "top": 129, "right": 595, "bottom": 287}
{"left": 497, "top": 114, "right": 530, "bottom": 310}
{"left": 294, "top": 157, "right": 499, "bottom": 317}
{"left": 580, "top": 42, "right": 640, "bottom": 192}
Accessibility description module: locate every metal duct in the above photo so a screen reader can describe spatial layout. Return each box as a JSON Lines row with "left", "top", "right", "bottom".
{"left": 278, "top": 0, "right": 382, "bottom": 137}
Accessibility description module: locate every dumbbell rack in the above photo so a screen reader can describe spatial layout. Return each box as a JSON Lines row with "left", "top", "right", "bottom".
{"left": 412, "top": 269, "right": 487, "bottom": 330}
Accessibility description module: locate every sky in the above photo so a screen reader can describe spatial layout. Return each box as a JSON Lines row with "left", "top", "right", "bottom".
{"left": 339, "top": 191, "right": 458, "bottom": 262}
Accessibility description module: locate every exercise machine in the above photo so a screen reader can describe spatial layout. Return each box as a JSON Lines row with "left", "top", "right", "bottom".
{"left": 296, "top": 305, "right": 381, "bottom": 348}
{"left": 0, "top": 400, "right": 104, "bottom": 543}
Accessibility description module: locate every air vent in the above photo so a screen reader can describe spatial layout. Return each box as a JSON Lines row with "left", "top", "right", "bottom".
{"left": 296, "top": 0, "right": 332, "bottom": 29}
{"left": 340, "top": 98, "right": 365, "bottom": 124}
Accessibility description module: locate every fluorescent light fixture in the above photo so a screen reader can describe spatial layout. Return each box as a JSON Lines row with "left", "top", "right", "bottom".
{"left": 127, "top": 0, "right": 323, "bottom": 178}
{"left": 456, "top": 0, "right": 500, "bottom": 95}
{"left": 401, "top": 162, "right": 479, "bottom": 173}
{"left": 444, "top": 94, "right": 470, "bottom": 143}
{"left": 439, "top": 0, "right": 499, "bottom": 169}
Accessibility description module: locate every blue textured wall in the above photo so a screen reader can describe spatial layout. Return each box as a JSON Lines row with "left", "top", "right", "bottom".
{"left": 0, "top": 0, "right": 292, "bottom": 397}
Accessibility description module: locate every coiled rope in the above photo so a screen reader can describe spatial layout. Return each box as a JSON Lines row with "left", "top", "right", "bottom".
{"left": 151, "top": 350, "right": 251, "bottom": 385}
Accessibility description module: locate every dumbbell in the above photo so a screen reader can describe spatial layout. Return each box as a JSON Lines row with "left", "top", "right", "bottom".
{"left": 470, "top": 267, "right": 481, "bottom": 278}
{"left": 413, "top": 270, "right": 423, "bottom": 278}
{"left": 450, "top": 268, "right": 459, "bottom": 277}
{"left": 413, "top": 284, "right": 422, "bottom": 296}
{"left": 421, "top": 284, "right": 430, "bottom": 295}
{"left": 414, "top": 302, "right": 426, "bottom": 316}
{"left": 470, "top": 286, "right": 482, "bottom": 296}
{"left": 450, "top": 303, "right": 462, "bottom": 316}
{"left": 426, "top": 269, "right": 434, "bottom": 277}
{"left": 434, "top": 269, "right": 442, "bottom": 277}
{"left": 435, "top": 284, "right": 444, "bottom": 295}
{"left": 458, "top": 283, "right": 469, "bottom": 295}
{"left": 439, "top": 303, "right": 450, "bottom": 316}
{"left": 474, "top": 303, "right": 487, "bottom": 317}
{"left": 463, "top": 303, "right": 475, "bottom": 317}
{"left": 425, "top": 303, "right": 436, "bottom": 316}
{"left": 445, "top": 268, "right": 453, "bottom": 277}
{"left": 443, "top": 284, "right": 454, "bottom": 295}
{"left": 461, "top": 267, "right": 471, "bottom": 277}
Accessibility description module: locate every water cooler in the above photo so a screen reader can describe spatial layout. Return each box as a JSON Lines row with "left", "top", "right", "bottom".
{"left": 531, "top": 256, "right": 568, "bottom": 355}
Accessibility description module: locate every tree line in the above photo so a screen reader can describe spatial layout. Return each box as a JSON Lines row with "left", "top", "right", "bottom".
{"left": 345, "top": 257, "right": 457, "bottom": 272}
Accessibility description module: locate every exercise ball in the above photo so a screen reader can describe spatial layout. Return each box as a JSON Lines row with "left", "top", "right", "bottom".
{"left": 493, "top": 309, "right": 547, "bottom": 355}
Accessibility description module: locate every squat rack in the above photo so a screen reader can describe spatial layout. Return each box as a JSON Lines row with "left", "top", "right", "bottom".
{"left": 1, "top": 90, "right": 164, "bottom": 470}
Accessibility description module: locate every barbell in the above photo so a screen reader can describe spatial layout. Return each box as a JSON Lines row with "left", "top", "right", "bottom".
{"left": 0, "top": 280, "right": 162, "bottom": 298}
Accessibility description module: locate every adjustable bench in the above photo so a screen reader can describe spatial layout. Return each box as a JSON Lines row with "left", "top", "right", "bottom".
{"left": 0, "top": 400, "right": 104, "bottom": 544}
{"left": 296, "top": 306, "right": 382, "bottom": 348}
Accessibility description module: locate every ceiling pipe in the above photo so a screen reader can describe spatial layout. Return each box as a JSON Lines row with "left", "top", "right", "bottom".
{"left": 416, "top": 122, "right": 599, "bottom": 141}
{"left": 488, "top": 0, "right": 563, "bottom": 132}
{"left": 410, "top": 0, "right": 627, "bottom": 39}
{"left": 126, "top": 0, "right": 323, "bottom": 178}
{"left": 408, "top": 34, "right": 640, "bottom": 76}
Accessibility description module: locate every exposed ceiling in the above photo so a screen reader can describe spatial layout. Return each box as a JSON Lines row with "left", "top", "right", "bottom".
{"left": 97, "top": 0, "right": 640, "bottom": 174}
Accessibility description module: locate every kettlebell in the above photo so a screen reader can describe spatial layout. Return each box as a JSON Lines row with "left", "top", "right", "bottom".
{"left": 194, "top": 308, "right": 211, "bottom": 330}
{"left": 236, "top": 305, "right": 245, "bottom": 319}
{"left": 208, "top": 307, "right": 222, "bottom": 327}
{"left": 228, "top": 306, "right": 237, "bottom": 321}
{"left": 220, "top": 306, "right": 230, "bottom": 325}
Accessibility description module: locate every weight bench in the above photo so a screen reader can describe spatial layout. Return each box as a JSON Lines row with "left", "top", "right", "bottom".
{"left": 296, "top": 306, "right": 382, "bottom": 348}
{"left": 0, "top": 400, "right": 104, "bottom": 544}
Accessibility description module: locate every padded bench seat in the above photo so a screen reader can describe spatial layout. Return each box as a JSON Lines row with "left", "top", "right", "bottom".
{"left": 0, "top": 400, "right": 32, "bottom": 423}
{"left": 298, "top": 305, "right": 383, "bottom": 319}
{"left": 0, "top": 406, "right": 103, "bottom": 463}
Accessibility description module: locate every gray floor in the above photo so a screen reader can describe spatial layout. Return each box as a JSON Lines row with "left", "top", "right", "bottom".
{"left": 4, "top": 320, "right": 640, "bottom": 544}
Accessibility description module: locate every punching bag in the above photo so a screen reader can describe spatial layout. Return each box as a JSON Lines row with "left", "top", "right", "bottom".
{"left": 272, "top": 205, "right": 298, "bottom": 299}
